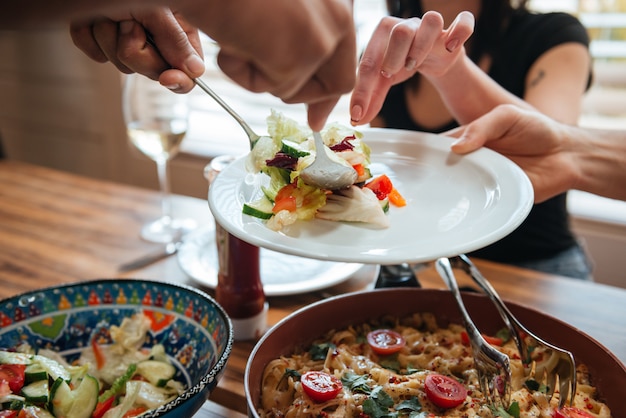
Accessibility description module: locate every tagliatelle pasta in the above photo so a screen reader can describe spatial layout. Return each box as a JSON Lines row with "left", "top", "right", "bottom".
{"left": 258, "top": 313, "right": 612, "bottom": 418}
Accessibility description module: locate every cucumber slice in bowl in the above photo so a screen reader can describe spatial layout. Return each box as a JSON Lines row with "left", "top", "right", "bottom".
{"left": 33, "top": 355, "right": 71, "bottom": 382}
{"left": 67, "top": 375, "right": 99, "bottom": 418}
{"left": 24, "top": 363, "right": 48, "bottom": 384}
{"left": 21, "top": 379, "right": 49, "bottom": 404}
{"left": 49, "top": 377, "right": 72, "bottom": 416}
{"left": 50, "top": 375, "right": 99, "bottom": 418}
{"left": 136, "top": 360, "right": 176, "bottom": 388}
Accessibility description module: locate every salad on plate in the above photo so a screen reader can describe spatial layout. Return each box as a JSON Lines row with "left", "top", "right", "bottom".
{"left": 242, "top": 111, "right": 406, "bottom": 231}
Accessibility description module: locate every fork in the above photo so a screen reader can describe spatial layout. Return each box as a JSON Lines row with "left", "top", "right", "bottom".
{"left": 435, "top": 258, "right": 511, "bottom": 409}
{"left": 450, "top": 254, "right": 577, "bottom": 408}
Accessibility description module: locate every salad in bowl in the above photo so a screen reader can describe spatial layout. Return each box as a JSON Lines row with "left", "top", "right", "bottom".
{"left": 242, "top": 111, "right": 406, "bottom": 231}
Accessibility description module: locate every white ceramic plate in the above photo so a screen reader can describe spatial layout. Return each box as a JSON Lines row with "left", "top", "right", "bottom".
{"left": 209, "top": 128, "right": 533, "bottom": 264}
{"left": 177, "top": 225, "right": 367, "bottom": 296}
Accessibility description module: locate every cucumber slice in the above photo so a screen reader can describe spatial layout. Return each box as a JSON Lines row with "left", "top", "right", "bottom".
{"left": 136, "top": 360, "right": 176, "bottom": 387}
{"left": 25, "top": 363, "right": 48, "bottom": 384}
{"left": 0, "top": 350, "right": 33, "bottom": 365}
{"left": 380, "top": 198, "right": 390, "bottom": 214}
{"left": 281, "top": 140, "right": 309, "bottom": 158}
{"left": 98, "top": 363, "right": 136, "bottom": 403}
{"left": 21, "top": 379, "right": 49, "bottom": 404}
{"left": 33, "top": 355, "right": 71, "bottom": 382}
{"left": 1, "top": 394, "right": 26, "bottom": 411}
{"left": 66, "top": 375, "right": 99, "bottom": 418}
{"left": 67, "top": 364, "right": 90, "bottom": 389}
{"left": 50, "top": 375, "right": 99, "bottom": 418}
{"left": 49, "top": 377, "right": 72, "bottom": 416}
{"left": 242, "top": 197, "right": 274, "bottom": 220}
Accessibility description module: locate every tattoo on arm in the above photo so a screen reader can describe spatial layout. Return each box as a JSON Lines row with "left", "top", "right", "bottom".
{"left": 529, "top": 70, "right": 545, "bottom": 88}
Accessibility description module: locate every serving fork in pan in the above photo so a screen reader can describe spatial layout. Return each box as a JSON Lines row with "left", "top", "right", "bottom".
{"left": 435, "top": 258, "right": 511, "bottom": 409}
{"left": 450, "top": 254, "right": 577, "bottom": 408}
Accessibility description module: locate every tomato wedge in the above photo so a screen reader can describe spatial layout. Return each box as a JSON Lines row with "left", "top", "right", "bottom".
{"left": 122, "top": 406, "right": 148, "bottom": 418}
{"left": 300, "top": 371, "right": 343, "bottom": 403}
{"left": 424, "top": 373, "right": 467, "bottom": 409}
{"left": 367, "top": 329, "right": 406, "bottom": 356}
{"left": 272, "top": 195, "right": 297, "bottom": 213}
{"left": 553, "top": 407, "right": 596, "bottom": 418}
{"left": 92, "top": 396, "right": 116, "bottom": 418}
{"left": 364, "top": 174, "right": 393, "bottom": 200}
{"left": 0, "top": 364, "right": 26, "bottom": 393}
{"left": 353, "top": 163, "right": 366, "bottom": 177}
{"left": 273, "top": 183, "right": 298, "bottom": 213}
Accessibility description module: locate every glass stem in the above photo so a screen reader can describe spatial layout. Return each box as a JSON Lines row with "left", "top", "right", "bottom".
{"left": 156, "top": 158, "right": 172, "bottom": 224}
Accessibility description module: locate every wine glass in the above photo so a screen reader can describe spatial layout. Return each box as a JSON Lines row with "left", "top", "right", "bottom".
{"left": 122, "top": 74, "right": 197, "bottom": 243}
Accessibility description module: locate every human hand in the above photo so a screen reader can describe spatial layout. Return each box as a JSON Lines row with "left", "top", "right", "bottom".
{"left": 70, "top": 7, "right": 204, "bottom": 93}
{"left": 449, "top": 104, "right": 576, "bottom": 203}
{"left": 189, "top": 0, "right": 356, "bottom": 131}
{"left": 349, "top": 11, "right": 474, "bottom": 126}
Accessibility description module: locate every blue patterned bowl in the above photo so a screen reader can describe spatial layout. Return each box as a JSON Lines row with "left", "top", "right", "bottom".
{"left": 0, "top": 278, "right": 233, "bottom": 418}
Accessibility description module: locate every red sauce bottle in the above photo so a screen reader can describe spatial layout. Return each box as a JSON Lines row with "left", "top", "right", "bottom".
{"left": 206, "top": 155, "right": 268, "bottom": 340}
{"left": 214, "top": 222, "right": 266, "bottom": 320}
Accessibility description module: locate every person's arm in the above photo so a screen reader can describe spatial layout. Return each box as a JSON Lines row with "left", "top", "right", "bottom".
{"left": 70, "top": 8, "right": 205, "bottom": 94}
{"left": 450, "top": 104, "right": 626, "bottom": 202}
{"left": 5, "top": 0, "right": 357, "bottom": 131}
{"left": 350, "top": 11, "right": 590, "bottom": 127}
{"left": 349, "top": 11, "right": 528, "bottom": 126}
{"left": 574, "top": 127, "right": 626, "bottom": 201}
{"left": 195, "top": 0, "right": 356, "bottom": 130}
{"left": 429, "top": 37, "right": 590, "bottom": 126}
{"left": 423, "top": 53, "right": 531, "bottom": 124}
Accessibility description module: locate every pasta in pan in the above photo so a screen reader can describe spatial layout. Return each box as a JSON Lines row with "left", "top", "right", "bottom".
{"left": 258, "top": 312, "right": 611, "bottom": 417}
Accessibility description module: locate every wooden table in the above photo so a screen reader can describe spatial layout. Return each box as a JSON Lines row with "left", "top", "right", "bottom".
{"left": 1, "top": 160, "right": 625, "bottom": 417}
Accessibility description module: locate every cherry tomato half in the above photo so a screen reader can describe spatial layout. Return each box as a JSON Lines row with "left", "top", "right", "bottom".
{"left": 424, "top": 373, "right": 467, "bottom": 409}
{"left": 364, "top": 174, "right": 393, "bottom": 200}
{"left": 0, "top": 364, "right": 26, "bottom": 393}
{"left": 300, "top": 371, "right": 343, "bottom": 403}
{"left": 553, "top": 407, "right": 596, "bottom": 418}
{"left": 367, "top": 329, "right": 406, "bottom": 356}
{"left": 273, "top": 183, "right": 298, "bottom": 213}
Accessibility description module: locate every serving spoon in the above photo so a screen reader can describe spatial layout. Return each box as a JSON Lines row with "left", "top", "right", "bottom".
{"left": 299, "top": 131, "right": 358, "bottom": 190}
{"left": 193, "top": 78, "right": 264, "bottom": 149}
{"left": 144, "top": 34, "right": 265, "bottom": 149}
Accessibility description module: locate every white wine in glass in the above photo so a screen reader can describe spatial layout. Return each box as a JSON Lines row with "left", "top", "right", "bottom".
{"left": 123, "top": 73, "right": 197, "bottom": 243}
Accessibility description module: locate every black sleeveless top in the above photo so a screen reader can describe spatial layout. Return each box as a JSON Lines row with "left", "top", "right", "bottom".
{"left": 378, "top": 11, "right": 591, "bottom": 263}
